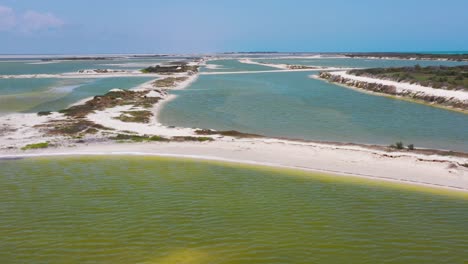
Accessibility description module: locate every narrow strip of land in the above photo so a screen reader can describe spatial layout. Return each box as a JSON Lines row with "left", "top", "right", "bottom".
{"left": 200, "top": 69, "right": 318, "bottom": 75}
{"left": 328, "top": 71, "right": 468, "bottom": 100}
{"left": 2, "top": 140, "right": 468, "bottom": 192}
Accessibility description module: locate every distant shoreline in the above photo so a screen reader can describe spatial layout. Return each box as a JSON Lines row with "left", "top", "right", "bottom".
{"left": 342, "top": 52, "right": 468, "bottom": 61}
{"left": 1, "top": 52, "right": 467, "bottom": 62}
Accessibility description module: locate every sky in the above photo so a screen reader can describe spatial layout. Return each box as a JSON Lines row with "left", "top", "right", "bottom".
{"left": 0, "top": 0, "right": 467, "bottom": 54}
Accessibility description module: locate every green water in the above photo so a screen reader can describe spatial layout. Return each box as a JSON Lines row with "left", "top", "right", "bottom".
{"left": 160, "top": 71, "right": 468, "bottom": 151}
{"left": 0, "top": 156, "right": 467, "bottom": 263}
{"left": 0, "top": 77, "right": 153, "bottom": 114}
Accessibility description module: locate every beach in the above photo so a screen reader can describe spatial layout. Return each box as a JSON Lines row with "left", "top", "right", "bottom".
{"left": 1, "top": 57, "right": 468, "bottom": 193}
{"left": 2, "top": 1, "right": 468, "bottom": 263}
{"left": 2, "top": 139, "right": 468, "bottom": 191}
{"left": 1, "top": 63, "right": 468, "bottom": 192}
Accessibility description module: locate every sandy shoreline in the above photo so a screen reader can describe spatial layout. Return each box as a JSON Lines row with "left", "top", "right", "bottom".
{"left": 1, "top": 59, "right": 468, "bottom": 193}
{"left": 313, "top": 71, "right": 468, "bottom": 113}
{"left": 2, "top": 139, "right": 468, "bottom": 192}
{"left": 201, "top": 69, "right": 319, "bottom": 75}
{"left": 85, "top": 74, "right": 200, "bottom": 137}
{"left": 328, "top": 71, "right": 468, "bottom": 101}
{"left": 238, "top": 59, "right": 355, "bottom": 71}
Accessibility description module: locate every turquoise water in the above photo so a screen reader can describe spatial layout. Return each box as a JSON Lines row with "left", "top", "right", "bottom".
{"left": 160, "top": 71, "right": 468, "bottom": 151}
{"left": 253, "top": 58, "right": 468, "bottom": 68}
{"left": 0, "top": 77, "right": 153, "bottom": 114}
{"left": 1, "top": 57, "right": 467, "bottom": 151}
{"left": 27, "top": 77, "right": 154, "bottom": 112}
{"left": 1, "top": 156, "right": 467, "bottom": 264}
{"left": 0, "top": 58, "right": 170, "bottom": 75}
{"left": 203, "top": 59, "right": 276, "bottom": 72}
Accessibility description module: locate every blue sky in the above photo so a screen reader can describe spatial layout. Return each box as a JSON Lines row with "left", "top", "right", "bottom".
{"left": 1, "top": 0, "right": 467, "bottom": 54}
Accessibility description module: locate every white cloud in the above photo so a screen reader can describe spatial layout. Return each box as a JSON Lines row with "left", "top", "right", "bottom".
{"left": 0, "top": 5, "right": 64, "bottom": 33}
{"left": 22, "top": 10, "right": 64, "bottom": 32}
{"left": 0, "top": 6, "right": 16, "bottom": 31}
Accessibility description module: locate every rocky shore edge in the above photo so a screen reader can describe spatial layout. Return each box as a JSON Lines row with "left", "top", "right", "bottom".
{"left": 317, "top": 72, "right": 468, "bottom": 111}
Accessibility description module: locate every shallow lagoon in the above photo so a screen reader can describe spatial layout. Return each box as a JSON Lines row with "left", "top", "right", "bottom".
{"left": 0, "top": 77, "right": 153, "bottom": 114}
{"left": 0, "top": 156, "right": 467, "bottom": 264}
{"left": 203, "top": 59, "right": 276, "bottom": 72}
{"left": 160, "top": 71, "right": 468, "bottom": 151}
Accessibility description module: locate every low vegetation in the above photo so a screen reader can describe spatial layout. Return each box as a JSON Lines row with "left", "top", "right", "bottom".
{"left": 195, "top": 129, "right": 263, "bottom": 138}
{"left": 389, "top": 141, "right": 415, "bottom": 150}
{"left": 37, "top": 111, "right": 52, "bottom": 116}
{"left": 110, "top": 134, "right": 213, "bottom": 142}
{"left": 287, "top": 65, "right": 318, "bottom": 70}
{"left": 59, "top": 90, "right": 160, "bottom": 118}
{"left": 141, "top": 64, "right": 199, "bottom": 74}
{"left": 319, "top": 71, "right": 468, "bottom": 110}
{"left": 115, "top": 110, "right": 153, "bottom": 123}
{"left": 348, "top": 65, "right": 468, "bottom": 91}
{"left": 111, "top": 134, "right": 169, "bottom": 142}
{"left": 152, "top": 77, "right": 188, "bottom": 88}
{"left": 35, "top": 119, "right": 111, "bottom": 136}
{"left": 172, "top": 136, "right": 214, "bottom": 142}
{"left": 344, "top": 53, "right": 468, "bottom": 61}
{"left": 21, "top": 142, "right": 49, "bottom": 150}
{"left": 390, "top": 141, "right": 404, "bottom": 149}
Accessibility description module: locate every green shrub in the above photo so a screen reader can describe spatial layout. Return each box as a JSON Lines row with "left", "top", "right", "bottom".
{"left": 172, "top": 136, "right": 214, "bottom": 142}
{"left": 390, "top": 141, "right": 404, "bottom": 149}
{"left": 111, "top": 134, "right": 169, "bottom": 142}
{"left": 37, "top": 111, "right": 52, "bottom": 116}
{"left": 196, "top": 137, "right": 213, "bottom": 142}
{"left": 21, "top": 142, "right": 49, "bottom": 150}
{"left": 407, "top": 144, "right": 415, "bottom": 150}
{"left": 148, "top": 135, "right": 168, "bottom": 142}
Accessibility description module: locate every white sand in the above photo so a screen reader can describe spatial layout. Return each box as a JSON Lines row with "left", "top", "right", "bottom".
{"left": 0, "top": 112, "right": 65, "bottom": 148}
{"left": 239, "top": 59, "right": 290, "bottom": 69}
{"left": 1, "top": 60, "right": 468, "bottom": 192}
{"left": 328, "top": 71, "right": 468, "bottom": 101}
{"left": 200, "top": 69, "right": 320, "bottom": 75}
{"left": 2, "top": 139, "right": 467, "bottom": 191}
{"left": 238, "top": 59, "right": 356, "bottom": 72}
{"left": 204, "top": 64, "right": 226, "bottom": 70}
{"left": 86, "top": 104, "right": 196, "bottom": 137}
{"left": 86, "top": 73, "right": 199, "bottom": 137}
